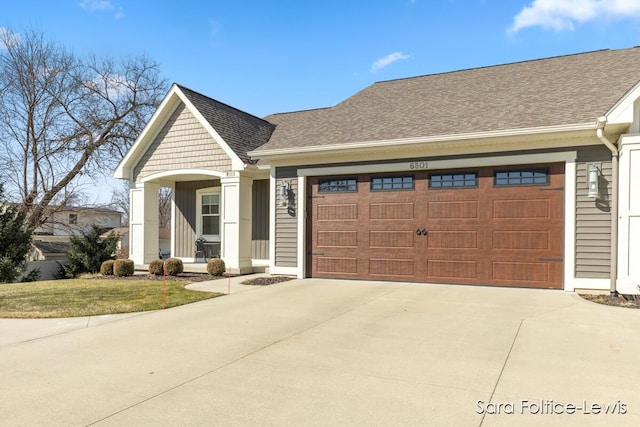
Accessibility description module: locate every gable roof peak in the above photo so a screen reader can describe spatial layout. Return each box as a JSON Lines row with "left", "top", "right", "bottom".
{"left": 174, "top": 83, "right": 275, "bottom": 165}
{"left": 174, "top": 83, "right": 270, "bottom": 124}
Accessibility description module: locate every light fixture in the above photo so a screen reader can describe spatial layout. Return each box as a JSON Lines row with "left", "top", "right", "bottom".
{"left": 279, "top": 181, "right": 290, "bottom": 207}
{"left": 587, "top": 164, "right": 600, "bottom": 198}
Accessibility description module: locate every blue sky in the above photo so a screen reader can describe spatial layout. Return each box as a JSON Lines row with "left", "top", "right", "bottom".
{"left": 3, "top": 0, "right": 640, "bottom": 203}
{"left": 4, "top": 0, "right": 640, "bottom": 117}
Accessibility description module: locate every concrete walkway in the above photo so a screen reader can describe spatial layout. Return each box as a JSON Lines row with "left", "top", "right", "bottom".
{"left": 0, "top": 278, "right": 639, "bottom": 426}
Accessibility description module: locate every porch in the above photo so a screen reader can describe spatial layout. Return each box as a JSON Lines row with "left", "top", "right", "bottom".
{"left": 128, "top": 171, "right": 270, "bottom": 276}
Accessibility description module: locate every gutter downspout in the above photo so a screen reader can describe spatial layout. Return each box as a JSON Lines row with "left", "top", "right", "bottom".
{"left": 596, "top": 117, "right": 619, "bottom": 296}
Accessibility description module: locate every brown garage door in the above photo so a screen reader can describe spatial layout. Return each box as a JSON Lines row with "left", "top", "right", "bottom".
{"left": 307, "top": 163, "right": 564, "bottom": 288}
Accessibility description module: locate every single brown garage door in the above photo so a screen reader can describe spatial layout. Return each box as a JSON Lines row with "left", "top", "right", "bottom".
{"left": 307, "top": 163, "right": 564, "bottom": 288}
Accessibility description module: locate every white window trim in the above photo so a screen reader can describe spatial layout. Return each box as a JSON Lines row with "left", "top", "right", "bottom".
{"left": 196, "top": 187, "right": 221, "bottom": 242}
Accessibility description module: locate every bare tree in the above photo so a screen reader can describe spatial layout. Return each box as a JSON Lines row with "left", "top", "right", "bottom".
{"left": 0, "top": 28, "right": 168, "bottom": 228}
{"left": 109, "top": 181, "right": 131, "bottom": 224}
{"left": 110, "top": 181, "right": 172, "bottom": 228}
{"left": 158, "top": 187, "right": 172, "bottom": 229}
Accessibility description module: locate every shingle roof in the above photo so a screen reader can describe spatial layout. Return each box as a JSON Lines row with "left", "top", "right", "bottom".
{"left": 258, "top": 48, "right": 640, "bottom": 152}
{"left": 177, "top": 84, "right": 275, "bottom": 164}
{"left": 32, "top": 240, "right": 70, "bottom": 255}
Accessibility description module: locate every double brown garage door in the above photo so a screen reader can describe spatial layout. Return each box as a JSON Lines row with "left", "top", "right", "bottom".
{"left": 308, "top": 163, "right": 564, "bottom": 288}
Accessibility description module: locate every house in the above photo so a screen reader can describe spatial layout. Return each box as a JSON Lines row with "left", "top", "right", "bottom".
{"left": 26, "top": 237, "right": 71, "bottom": 280}
{"left": 33, "top": 206, "right": 123, "bottom": 236}
{"left": 114, "top": 48, "right": 640, "bottom": 294}
{"left": 26, "top": 206, "right": 123, "bottom": 280}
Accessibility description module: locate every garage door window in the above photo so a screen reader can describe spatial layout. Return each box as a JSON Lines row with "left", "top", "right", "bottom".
{"left": 494, "top": 169, "right": 549, "bottom": 186}
{"left": 429, "top": 172, "right": 477, "bottom": 188}
{"left": 319, "top": 178, "right": 358, "bottom": 193}
{"left": 371, "top": 176, "right": 414, "bottom": 191}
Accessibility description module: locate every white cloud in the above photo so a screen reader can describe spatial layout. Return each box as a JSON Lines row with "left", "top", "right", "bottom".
{"left": 0, "top": 27, "right": 19, "bottom": 50}
{"left": 509, "top": 0, "right": 640, "bottom": 33}
{"left": 86, "top": 73, "right": 132, "bottom": 99}
{"left": 80, "top": 0, "right": 114, "bottom": 12}
{"left": 79, "top": 0, "right": 123, "bottom": 18}
{"left": 370, "top": 51, "right": 410, "bottom": 73}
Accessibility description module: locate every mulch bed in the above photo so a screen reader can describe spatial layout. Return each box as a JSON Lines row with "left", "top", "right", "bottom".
{"left": 579, "top": 293, "right": 640, "bottom": 309}
{"left": 241, "top": 276, "right": 294, "bottom": 286}
{"left": 90, "top": 273, "right": 294, "bottom": 286}
{"left": 91, "top": 273, "right": 218, "bottom": 282}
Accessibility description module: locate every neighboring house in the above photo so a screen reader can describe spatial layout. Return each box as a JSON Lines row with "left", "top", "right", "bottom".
{"left": 29, "top": 238, "right": 70, "bottom": 262}
{"left": 26, "top": 207, "right": 122, "bottom": 280}
{"left": 27, "top": 238, "right": 71, "bottom": 280}
{"left": 34, "top": 206, "right": 123, "bottom": 236}
{"left": 100, "top": 226, "right": 130, "bottom": 257}
{"left": 114, "top": 48, "right": 640, "bottom": 294}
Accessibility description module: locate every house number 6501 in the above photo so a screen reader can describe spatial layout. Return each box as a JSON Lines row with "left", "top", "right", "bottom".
{"left": 409, "top": 161, "right": 428, "bottom": 170}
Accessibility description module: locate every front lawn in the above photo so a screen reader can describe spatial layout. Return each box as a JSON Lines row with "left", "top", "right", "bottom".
{"left": 0, "top": 278, "right": 223, "bottom": 318}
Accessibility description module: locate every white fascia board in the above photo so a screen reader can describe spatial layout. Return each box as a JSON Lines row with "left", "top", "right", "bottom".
{"left": 114, "top": 84, "right": 182, "bottom": 180}
{"left": 605, "top": 81, "right": 640, "bottom": 126}
{"left": 114, "top": 84, "right": 249, "bottom": 180}
{"left": 249, "top": 122, "right": 597, "bottom": 162}
{"left": 173, "top": 88, "right": 246, "bottom": 172}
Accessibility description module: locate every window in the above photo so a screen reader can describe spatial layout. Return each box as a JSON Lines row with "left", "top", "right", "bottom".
{"left": 197, "top": 188, "right": 221, "bottom": 241}
{"left": 430, "top": 172, "right": 477, "bottom": 188}
{"left": 201, "top": 194, "right": 220, "bottom": 236}
{"left": 494, "top": 169, "right": 549, "bottom": 186}
{"left": 371, "top": 176, "right": 414, "bottom": 191}
{"left": 318, "top": 178, "right": 357, "bottom": 193}
{"left": 68, "top": 213, "right": 78, "bottom": 225}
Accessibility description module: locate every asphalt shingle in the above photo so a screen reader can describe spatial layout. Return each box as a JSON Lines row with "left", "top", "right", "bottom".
{"left": 177, "top": 85, "right": 275, "bottom": 164}
{"left": 259, "top": 48, "right": 640, "bottom": 152}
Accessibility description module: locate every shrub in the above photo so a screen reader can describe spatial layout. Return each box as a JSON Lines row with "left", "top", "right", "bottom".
{"left": 20, "top": 268, "right": 41, "bottom": 282}
{"left": 113, "top": 259, "right": 134, "bottom": 277}
{"left": 207, "top": 258, "right": 226, "bottom": 276}
{"left": 164, "top": 258, "right": 183, "bottom": 276}
{"left": 0, "top": 184, "right": 33, "bottom": 283}
{"left": 149, "top": 259, "right": 164, "bottom": 276}
{"left": 100, "top": 260, "right": 115, "bottom": 276}
{"left": 58, "top": 225, "right": 119, "bottom": 278}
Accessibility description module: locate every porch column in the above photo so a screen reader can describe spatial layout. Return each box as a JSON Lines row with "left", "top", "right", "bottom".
{"left": 221, "top": 175, "right": 253, "bottom": 274}
{"left": 617, "top": 134, "right": 640, "bottom": 294}
{"left": 129, "top": 182, "right": 159, "bottom": 265}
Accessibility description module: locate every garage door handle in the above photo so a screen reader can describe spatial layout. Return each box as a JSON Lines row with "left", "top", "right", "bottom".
{"left": 416, "top": 229, "right": 428, "bottom": 236}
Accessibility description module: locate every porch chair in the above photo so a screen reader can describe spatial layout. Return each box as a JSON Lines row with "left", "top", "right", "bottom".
{"left": 195, "top": 237, "right": 207, "bottom": 263}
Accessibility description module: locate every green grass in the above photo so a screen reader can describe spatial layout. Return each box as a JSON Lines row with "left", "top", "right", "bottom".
{"left": 0, "top": 278, "right": 223, "bottom": 318}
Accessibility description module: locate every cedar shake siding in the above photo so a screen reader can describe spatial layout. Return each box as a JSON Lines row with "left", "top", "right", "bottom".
{"left": 174, "top": 180, "right": 219, "bottom": 258}
{"left": 252, "top": 179, "right": 270, "bottom": 260}
{"left": 133, "top": 103, "right": 232, "bottom": 183}
{"left": 575, "top": 146, "right": 613, "bottom": 278}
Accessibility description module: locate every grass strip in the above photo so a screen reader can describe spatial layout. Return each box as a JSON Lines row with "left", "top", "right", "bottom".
{"left": 0, "top": 279, "right": 222, "bottom": 318}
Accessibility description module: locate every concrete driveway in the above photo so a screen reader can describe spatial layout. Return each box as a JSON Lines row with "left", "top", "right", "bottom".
{"left": 0, "top": 278, "right": 639, "bottom": 426}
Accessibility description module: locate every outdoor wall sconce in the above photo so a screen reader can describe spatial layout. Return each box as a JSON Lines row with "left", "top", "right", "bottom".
{"left": 587, "top": 163, "right": 600, "bottom": 198}
{"left": 280, "top": 181, "right": 291, "bottom": 207}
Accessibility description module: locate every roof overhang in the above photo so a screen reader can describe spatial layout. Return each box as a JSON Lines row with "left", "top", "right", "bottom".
{"left": 604, "top": 80, "right": 640, "bottom": 126}
{"left": 249, "top": 122, "right": 616, "bottom": 166}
